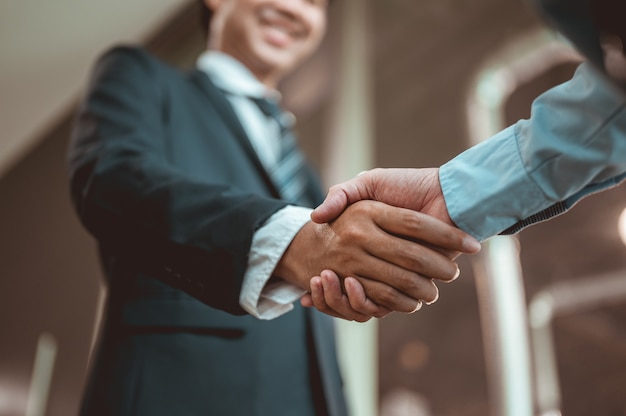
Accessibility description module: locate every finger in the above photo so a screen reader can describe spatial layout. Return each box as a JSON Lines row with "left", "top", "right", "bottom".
{"left": 309, "top": 276, "right": 344, "bottom": 320}
{"left": 418, "top": 242, "right": 461, "bottom": 260}
{"left": 332, "top": 201, "right": 461, "bottom": 282}
{"left": 344, "top": 277, "right": 392, "bottom": 318}
{"left": 319, "top": 271, "right": 372, "bottom": 322}
{"left": 301, "top": 293, "right": 314, "bottom": 308}
{"left": 310, "top": 274, "right": 371, "bottom": 322}
{"left": 355, "top": 274, "right": 427, "bottom": 313}
{"left": 371, "top": 233, "right": 461, "bottom": 283}
{"left": 347, "top": 254, "right": 441, "bottom": 305}
{"left": 373, "top": 203, "right": 481, "bottom": 254}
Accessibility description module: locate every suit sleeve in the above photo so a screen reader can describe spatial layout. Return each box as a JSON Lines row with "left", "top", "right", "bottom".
{"left": 440, "top": 62, "right": 626, "bottom": 241}
{"left": 67, "top": 47, "right": 288, "bottom": 315}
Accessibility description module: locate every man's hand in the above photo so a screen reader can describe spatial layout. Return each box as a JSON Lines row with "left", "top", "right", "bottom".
{"left": 311, "top": 168, "right": 456, "bottom": 229}
{"left": 275, "top": 200, "right": 479, "bottom": 313}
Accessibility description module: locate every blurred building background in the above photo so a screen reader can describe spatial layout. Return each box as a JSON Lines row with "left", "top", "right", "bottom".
{"left": 1, "top": 1, "right": 626, "bottom": 415}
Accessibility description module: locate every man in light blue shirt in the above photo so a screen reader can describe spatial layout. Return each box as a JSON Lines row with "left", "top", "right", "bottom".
{"left": 303, "top": 0, "right": 626, "bottom": 317}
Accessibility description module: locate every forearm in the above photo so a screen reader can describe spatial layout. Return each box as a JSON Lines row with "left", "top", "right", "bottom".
{"left": 441, "top": 62, "right": 626, "bottom": 241}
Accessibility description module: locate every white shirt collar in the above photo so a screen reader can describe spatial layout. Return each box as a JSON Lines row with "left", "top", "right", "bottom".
{"left": 196, "top": 51, "right": 281, "bottom": 101}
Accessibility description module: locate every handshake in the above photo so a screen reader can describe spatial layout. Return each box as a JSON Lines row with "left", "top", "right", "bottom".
{"left": 274, "top": 168, "right": 482, "bottom": 322}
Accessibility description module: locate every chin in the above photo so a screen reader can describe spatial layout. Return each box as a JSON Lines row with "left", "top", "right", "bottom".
{"left": 254, "top": 50, "right": 300, "bottom": 76}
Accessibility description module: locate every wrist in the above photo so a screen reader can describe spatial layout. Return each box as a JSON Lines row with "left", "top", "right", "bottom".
{"left": 274, "top": 221, "right": 325, "bottom": 291}
{"left": 425, "top": 168, "right": 454, "bottom": 227}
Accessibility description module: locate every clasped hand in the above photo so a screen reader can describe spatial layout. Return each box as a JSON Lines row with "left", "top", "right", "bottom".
{"left": 288, "top": 168, "right": 481, "bottom": 322}
{"left": 274, "top": 185, "right": 480, "bottom": 321}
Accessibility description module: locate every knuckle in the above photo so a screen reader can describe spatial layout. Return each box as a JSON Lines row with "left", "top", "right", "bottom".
{"left": 392, "top": 268, "right": 421, "bottom": 293}
{"left": 404, "top": 250, "right": 427, "bottom": 275}
{"left": 403, "top": 212, "right": 425, "bottom": 231}
{"left": 374, "top": 286, "right": 395, "bottom": 305}
{"left": 336, "top": 221, "right": 362, "bottom": 241}
{"left": 346, "top": 201, "right": 367, "bottom": 216}
{"left": 443, "top": 227, "right": 464, "bottom": 247}
{"left": 328, "top": 184, "right": 342, "bottom": 194}
{"left": 351, "top": 199, "right": 377, "bottom": 217}
{"left": 348, "top": 222, "right": 367, "bottom": 239}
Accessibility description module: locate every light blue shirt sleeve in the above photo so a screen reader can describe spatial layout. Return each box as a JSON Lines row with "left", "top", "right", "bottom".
{"left": 440, "top": 62, "right": 626, "bottom": 241}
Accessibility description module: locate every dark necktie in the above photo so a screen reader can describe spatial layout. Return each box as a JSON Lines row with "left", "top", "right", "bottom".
{"left": 253, "top": 96, "right": 313, "bottom": 207}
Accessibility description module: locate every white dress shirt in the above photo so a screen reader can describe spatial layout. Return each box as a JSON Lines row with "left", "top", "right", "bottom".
{"left": 196, "top": 51, "right": 312, "bottom": 319}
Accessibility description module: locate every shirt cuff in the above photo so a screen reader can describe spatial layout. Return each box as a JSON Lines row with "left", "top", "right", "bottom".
{"left": 239, "top": 205, "right": 312, "bottom": 320}
{"left": 439, "top": 125, "right": 548, "bottom": 241}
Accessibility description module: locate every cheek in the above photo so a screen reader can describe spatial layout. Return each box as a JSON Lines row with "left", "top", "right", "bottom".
{"left": 305, "top": 30, "right": 325, "bottom": 56}
{"left": 309, "top": 10, "right": 326, "bottom": 31}
{"left": 308, "top": 13, "right": 326, "bottom": 46}
{"left": 309, "top": 17, "right": 326, "bottom": 47}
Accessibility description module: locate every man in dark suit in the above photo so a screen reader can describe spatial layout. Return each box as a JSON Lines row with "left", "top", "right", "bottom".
{"left": 68, "top": 0, "right": 479, "bottom": 414}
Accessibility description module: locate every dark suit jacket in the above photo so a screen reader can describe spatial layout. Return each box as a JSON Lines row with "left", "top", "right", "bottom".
{"left": 68, "top": 46, "right": 347, "bottom": 416}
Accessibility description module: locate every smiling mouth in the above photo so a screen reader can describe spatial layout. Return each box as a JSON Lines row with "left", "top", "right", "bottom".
{"left": 258, "top": 8, "right": 305, "bottom": 47}
{"left": 263, "top": 24, "right": 294, "bottom": 47}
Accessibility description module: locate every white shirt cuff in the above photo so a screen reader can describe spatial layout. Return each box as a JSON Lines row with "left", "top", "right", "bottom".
{"left": 239, "top": 205, "right": 312, "bottom": 320}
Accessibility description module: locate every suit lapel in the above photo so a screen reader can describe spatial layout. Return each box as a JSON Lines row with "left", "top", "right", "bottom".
{"left": 189, "top": 69, "right": 282, "bottom": 200}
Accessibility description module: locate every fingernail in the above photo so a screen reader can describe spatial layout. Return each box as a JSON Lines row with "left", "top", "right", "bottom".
{"left": 447, "top": 265, "right": 461, "bottom": 283}
{"left": 464, "top": 236, "right": 482, "bottom": 253}
{"left": 424, "top": 291, "right": 439, "bottom": 306}
{"left": 410, "top": 301, "right": 423, "bottom": 313}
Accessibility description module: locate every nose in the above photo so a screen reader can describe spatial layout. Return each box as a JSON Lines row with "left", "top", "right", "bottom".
{"left": 266, "top": 0, "right": 326, "bottom": 38}
{"left": 270, "top": 0, "right": 311, "bottom": 23}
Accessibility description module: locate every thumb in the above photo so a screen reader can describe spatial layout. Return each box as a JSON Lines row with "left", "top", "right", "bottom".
{"left": 310, "top": 185, "right": 350, "bottom": 223}
{"left": 312, "top": 172, "right": 375, "bottom": 223}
